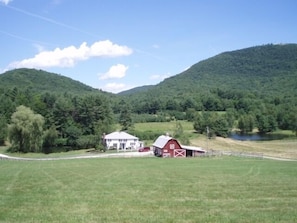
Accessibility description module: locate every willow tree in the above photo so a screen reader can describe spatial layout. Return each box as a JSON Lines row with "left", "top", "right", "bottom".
{"left": 8, "top": 105, "right": 44, "bottom": 153}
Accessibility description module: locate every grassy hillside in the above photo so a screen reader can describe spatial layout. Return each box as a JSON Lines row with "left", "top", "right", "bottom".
{"left": 1, "top": 157, "right": 296, "bottom": 222}
{"left": 0, "top": 68, "right": 105, "bottom": 95}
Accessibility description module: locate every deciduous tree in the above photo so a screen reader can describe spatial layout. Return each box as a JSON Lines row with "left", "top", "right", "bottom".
{"left": 8, "top": 105, "right": 44, "bottom": 152}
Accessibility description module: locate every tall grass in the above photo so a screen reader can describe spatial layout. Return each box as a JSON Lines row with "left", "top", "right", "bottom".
{"left": 134, "top": 121, "right": 297, "bottom": 159}
{"left": 1, "top": 157, "right": 296, "bottom": 222}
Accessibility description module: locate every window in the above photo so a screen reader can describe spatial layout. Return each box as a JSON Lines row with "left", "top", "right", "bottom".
{"left": 169, "top": 144, "right": 175, "bottom": 150}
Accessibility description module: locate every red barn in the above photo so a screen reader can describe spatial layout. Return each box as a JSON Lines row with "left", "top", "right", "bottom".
{"left": 153, "top": 135, "right": 186, "bottom": 158}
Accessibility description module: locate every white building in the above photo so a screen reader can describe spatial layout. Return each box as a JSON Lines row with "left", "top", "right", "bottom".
{"left": 103, "top": 131, "right": 142, "bottom": 151}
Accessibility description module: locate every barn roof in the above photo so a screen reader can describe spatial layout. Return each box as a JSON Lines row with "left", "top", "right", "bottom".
{"left": 104, "top": 131, "right": 138, "bottom": 140}
{"left": 153, "top": 135, "right": 174, "bottom": 148}
{"left": 181, "top": 145, "right": 206, "bottom": 152}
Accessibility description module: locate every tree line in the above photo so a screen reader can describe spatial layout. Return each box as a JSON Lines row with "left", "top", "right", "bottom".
{"left": 1, "top": 85, "right": 296, "bottom": 154}
{"left": 0, "top": 88, "right": 114, "bottom": 153}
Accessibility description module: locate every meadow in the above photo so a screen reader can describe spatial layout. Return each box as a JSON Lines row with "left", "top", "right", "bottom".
{"left": 134, "top": 121, "right": 297, "bottom": 159}
{"left": 1, "top": 157, "right": 297, "bottom": 222}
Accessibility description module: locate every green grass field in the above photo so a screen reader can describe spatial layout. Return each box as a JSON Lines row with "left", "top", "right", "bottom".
{"left": 134, "top": 121, "right": 297, "bottom": 159}
{"left": 1, "top": 157, "right": 296, "bottom": 223}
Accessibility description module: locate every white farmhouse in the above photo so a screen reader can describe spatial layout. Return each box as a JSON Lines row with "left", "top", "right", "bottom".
{"left": 103, "top": 131, "right": 142, "bottom": 151}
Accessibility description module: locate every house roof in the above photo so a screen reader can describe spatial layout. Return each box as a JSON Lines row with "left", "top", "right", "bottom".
{"left": 104, "top": 131, "right": 138, "bottom": 140}
{"left": 153, "top": 135, "right": 174, "bottom": 148}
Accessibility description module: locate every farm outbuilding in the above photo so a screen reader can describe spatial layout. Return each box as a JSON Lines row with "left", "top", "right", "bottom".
{"left": 153, "top": 135, "right": 186, "bottom": 157}
{"left": 103, "top": 131, "right": 143, "bottom": 151}
{"left": 153, "top": 135, "right": 206, "bottom": 158}
{"left": 182, "top": 145, "right": 206, "bottom": 157}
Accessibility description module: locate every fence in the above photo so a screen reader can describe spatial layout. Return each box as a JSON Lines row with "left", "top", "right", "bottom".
{"left": 201, "top": 149, "right": 264, "bottom": 159}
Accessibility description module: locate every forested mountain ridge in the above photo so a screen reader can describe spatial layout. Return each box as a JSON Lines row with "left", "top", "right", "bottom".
{"left": 118, "top": 85, "right": 154, "bottom": 95}
{"left": 122, "top": 44, "right": 297, "bottom": 99}
{"left": 1, "top": 44, "right": 297, "bottom": 153}
{"left": 0, "top": 68, "right": 104, "bottom": 95}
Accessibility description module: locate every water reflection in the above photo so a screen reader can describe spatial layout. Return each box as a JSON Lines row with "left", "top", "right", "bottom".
{"left": 229, "top": 132, "right": 286, "bottom": 141}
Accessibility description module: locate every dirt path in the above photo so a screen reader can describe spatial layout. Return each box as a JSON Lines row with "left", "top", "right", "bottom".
{"left": 0, "top": 151, "right": 154, "bottom": 161}
{"left": 1, "top": 151, "right": 296, "bottom": 161}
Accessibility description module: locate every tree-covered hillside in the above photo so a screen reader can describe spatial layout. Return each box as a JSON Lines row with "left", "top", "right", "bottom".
{"left": 121, "top": 44, "right": 297, "bottom": 112}
{"left": 124, "top": 44, "right": 297, "bottom": 99}
{"left": 0, "top": 68, "right": 116, "bottom": 152}
{"left": 0, "top": 68, "right": 99, "bottom": 95}
{"left": 0, "top": 44, "right": 296, "bottom": 153}
{"left": 120, "top": 44, "right": 297, "bottom": 136}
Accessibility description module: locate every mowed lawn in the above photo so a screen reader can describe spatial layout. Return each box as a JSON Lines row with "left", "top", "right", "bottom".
{"left": 1, "top": 157, "right": 297, "bottom": 223}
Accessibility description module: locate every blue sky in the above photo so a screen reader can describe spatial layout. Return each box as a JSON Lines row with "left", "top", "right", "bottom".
{"left": 1, "top": 0, "right": 296, "bottom": 93}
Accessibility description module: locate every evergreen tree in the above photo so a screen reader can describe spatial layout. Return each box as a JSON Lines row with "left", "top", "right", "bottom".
{"left": 0, "top": 115, "right": 7, "bottom": 145}
{"left": 119, "top": 100, "right": 133, "bottom": 131}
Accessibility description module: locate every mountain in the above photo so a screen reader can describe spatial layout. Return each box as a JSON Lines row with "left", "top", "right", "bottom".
{"left": 0, "top": 68, "right": 106, "bottom": 95}
{"left": 121, "top": 44, "right": 297, "bottom": 100}
{"left": 1, "top": 44, "right": 297, "bottom": 103}
{"left": 118, "top": 85, "right": 155, "bottom": 95}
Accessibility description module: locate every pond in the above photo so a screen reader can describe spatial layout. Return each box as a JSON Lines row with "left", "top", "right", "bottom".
{"left": 229, "top": 132, "right": 287, "bottom": 141}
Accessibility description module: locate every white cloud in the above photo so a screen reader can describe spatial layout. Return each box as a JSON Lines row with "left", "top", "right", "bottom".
{"left": 7, "top": 40, "right": 132, "bottom": 69}
{"left": 99, "top": 64, "right": 129, "bottom": 80}
{"left": 0, "top": 0, "right": 12, "bottom": 5}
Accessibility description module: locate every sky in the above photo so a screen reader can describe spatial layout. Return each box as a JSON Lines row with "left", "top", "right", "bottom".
{"left": 1, "top": 0, "right": 296, "bottom": 93}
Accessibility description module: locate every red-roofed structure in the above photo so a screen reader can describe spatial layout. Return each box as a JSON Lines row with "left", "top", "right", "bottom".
{"left": 153, "top": 135, "right": 186, "bottom": 158}
{"left": 153, "top": 135, "right": 206, "bottom": 158}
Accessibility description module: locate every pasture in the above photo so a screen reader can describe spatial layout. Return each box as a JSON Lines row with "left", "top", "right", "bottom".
{"left": 134, "top": 121, "right": 297, "bottom": 159}
{"left": 1, "top": 157, "right": 296, "bottom": 222}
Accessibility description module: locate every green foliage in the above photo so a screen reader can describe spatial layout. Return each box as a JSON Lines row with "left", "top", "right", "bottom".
{"left": 0, "top": 68, "right": 100, "bottom": 95}
{"left": 130, "top": 113, "right": 170, "bottom": 123}
{"left": 120, "top": 44, "right": 297, "bottom": 133}
{"left": 0, "top": 79, "right": 114, "bottom": 153}
{"left": 256, "top": 114, "right": 278, "bottom": 133}
{"left": 238, "top": 114, "right": 255, "bottom": 133}
{"left": 42, "top": 125, "right": 58, "bottom": 154}
{"left": 288, "top": 109, "right": 297, "bottom": 136}
{"left": 8, "top": 106, "right": 44, "bottom": 152}
{"left": 0, "top": 115, "right": 7, "bottom": 145}
{"left": 1, "top": 44, "right": 297, "bottom": 151}
{"left": 118, "top": 100, "right": 133, "bottom": 131}
{"left": 193, "top": 112, "right": 231, "bottom": 137}
{"left": 76, "top": 135, "right": 99, "bottom": 149}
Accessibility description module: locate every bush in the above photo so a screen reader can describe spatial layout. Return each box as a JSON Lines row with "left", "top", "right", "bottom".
{"left": 76, "top": 135, "right": 99, "bottom": 149}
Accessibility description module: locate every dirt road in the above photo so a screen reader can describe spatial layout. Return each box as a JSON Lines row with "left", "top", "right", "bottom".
{"left": 0, "top": 151, "right": 154, "bottom": 161}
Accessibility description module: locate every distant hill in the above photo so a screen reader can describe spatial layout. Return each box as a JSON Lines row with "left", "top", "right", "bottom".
{"left": 0, "top": 68, "right": 107, "bottom": 95}
{"left": 118, "top": 85, "right": 154, "bottom": 95}
{"left": 122, "top": 44, "right": 297, "bottom": 100}
{"left": 2, "top": 44, "right": 297, "bottom": 105}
